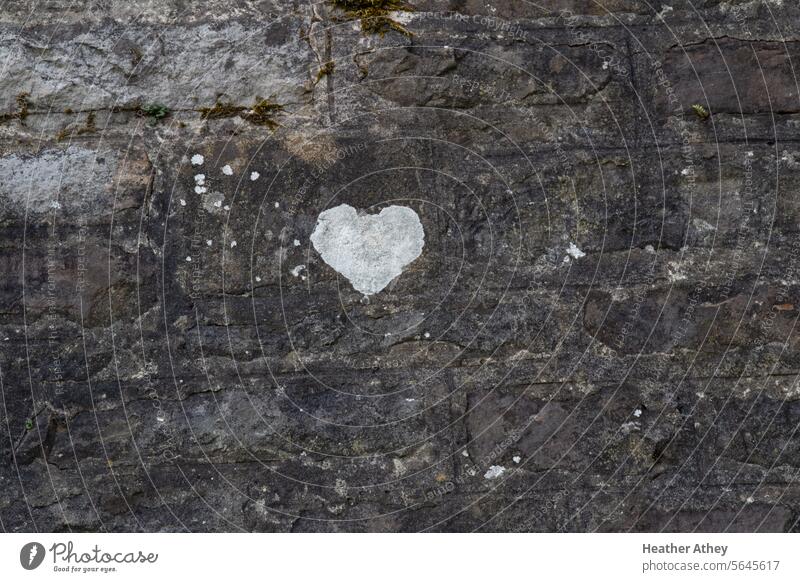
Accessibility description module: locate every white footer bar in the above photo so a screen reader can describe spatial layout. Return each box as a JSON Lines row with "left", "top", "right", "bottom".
{"left": 1, "top": 533, "right": 796, "bottom": 581}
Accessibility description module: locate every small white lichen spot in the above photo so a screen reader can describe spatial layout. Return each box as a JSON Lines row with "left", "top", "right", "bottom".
{"left": 191, "top": 154, "right": 204, "bottom": 166}
{"left": 179, "top": 199, "right": 186, "bottom": 206}
{"left": 230, "top": 240, "right": 237, "bottom": 248}
{"left": 185, "top": 256, "right": 192, "bottom": 262}
{"left": 195, "top": 186, "right": 207, "bottom": 194}
{"left": 194, "top": 174, "right": 205, "bottom": 184}
{"left": 214, "top": 200, "right": 222, "bottom": 208}
{"left": 206, "top": 240, "right": 212, "bottom": 246}
{"left": 645, "top": 244, "right": 655, "bottom": 253}
{"left": 424, "top": 332, "right": 430, "bottom": 338}
{"left": 291, "top": 265, "right": 306, "bottom": 277}
{"left": 621, "top": 421, "right": 640, "bottom": 433}
{"left": 293, "top": 239, "right": 301, "bottom": 247}
{"left": 667, "top": 262, "right": 687, "bottom": 282}
{"left": 250, "top": 171, "right": 260, "bottom": 181}
{"left": 274, "top": 202, "right": 280, "bottom": 208}
{"left": 461, "top": 450, "right": 469, "bottom": 458}
{"left": 223, "top": 205, "right": 230, "bottom": 211}
{"left": 222, "top": 164, "right": 233, "bottom": 176}
{"left": 255, "top": 276, "right": 262, "bottom": 282}
{"left": 484, "top": 465, "right": 506, "bottom": 480}
{"left": 512, "top": 455, "right": 521, "bottom": 464}
{"left": 633, "top": 408, "right": 642, "bottom": 418}
{"left": 566, "top": 242, "right": 586, "bottom": 260}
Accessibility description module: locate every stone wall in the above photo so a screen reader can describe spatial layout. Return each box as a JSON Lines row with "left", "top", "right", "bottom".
{"left": 1, "top": 0, "right": 800, "bottom": 532}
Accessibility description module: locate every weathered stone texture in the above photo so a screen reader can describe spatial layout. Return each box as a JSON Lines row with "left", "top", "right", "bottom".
{"left": 1, "top": 1, "right": 800, "bottom": 532}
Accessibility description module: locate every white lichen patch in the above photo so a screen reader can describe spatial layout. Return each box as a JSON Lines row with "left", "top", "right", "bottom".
{"left": 667, "top": 261, "right": 687, "bottom": 282}
{"left": 250, "top": 171, "right": 260, "bottom": 181}
{"left": 692, "top": 218, "right": 716, "bottom": 232}
{"left": 291, "top": 264, "right": 306, "bottom": 277}
{"left": 222, "top": 164, "right": 233, "bottom": 176}
{"left": 566, "top": 242, "right": 586, "bottom": 260}
{"left": 191, "top": 154, "right": 204, "bottom": 166}
{"left": 657, "top": 5, "right": 674, "bottom": 19}
{"left": 484, "top": 465, "right": 506, "bottom": 480}
{"left": 203, "top": 191, "right": 226, "bottom": 213}
{"left": 620, "top": 421, "right": 640, "bottom": 434}
{"left": 310, "top": 204, "right": 425, "bottom": 295}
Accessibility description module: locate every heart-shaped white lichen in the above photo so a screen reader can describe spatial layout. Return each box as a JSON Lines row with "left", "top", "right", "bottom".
{"left": 310, "top": 204, "right": 425, "bottom": 295}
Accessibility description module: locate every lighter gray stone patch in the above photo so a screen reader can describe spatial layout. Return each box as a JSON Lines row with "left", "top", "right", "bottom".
{"left": 310, "top": 204, "right": 424, "bottom": 295}
{"left": 0, "top": 146, "right": 116, "bottom": 215}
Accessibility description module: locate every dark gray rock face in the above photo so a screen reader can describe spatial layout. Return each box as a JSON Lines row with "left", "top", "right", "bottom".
{"left": 1, "top": 1, "right": 799, "bottom": 532}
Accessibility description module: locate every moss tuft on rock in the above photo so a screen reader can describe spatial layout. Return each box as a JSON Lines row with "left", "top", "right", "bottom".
{"left": 198, "top": 101, "right": 248, "bottom": 120}
{"left": 330, "top": 0, "right": 414, "bottom": 38}
{"left": 0, "top": 92, "right": 31, "bottom": 124}
{"left": 138, "top": 103, "right": 170, "bottom": 121}
{"left": 246, "top": 98, "right": 283, "bottom": 128}
{"left": 198, "top": 98, "right": 283, "bottom": 128}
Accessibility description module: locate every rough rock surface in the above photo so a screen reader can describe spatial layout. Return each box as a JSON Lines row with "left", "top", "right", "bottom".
{"left": 1, "top": 0, "right": 800, "bottom": 532}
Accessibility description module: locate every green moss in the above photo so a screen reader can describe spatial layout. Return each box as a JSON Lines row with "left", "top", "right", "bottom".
{"left": 329, "top": 0, "right": 414, "bottom": 38}
{"left": 691, "top": 104, "right": 710, "bottom": 120}
{"left": 0, "top": 92, "right": 30, "bottom": 124}
{"left": 25, "top": 419, "right": 33, "bottom": 431}
{"left": 138, "top": 103, "right": 170, "bottom": 121}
